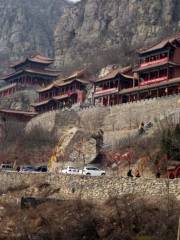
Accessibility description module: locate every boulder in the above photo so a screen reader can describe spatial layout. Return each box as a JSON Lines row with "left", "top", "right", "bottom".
{"left": 49, "top": 127, "right": 99, "bottom": 172}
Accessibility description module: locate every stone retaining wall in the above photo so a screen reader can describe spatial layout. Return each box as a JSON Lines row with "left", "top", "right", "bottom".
{"left": 26, "top": 94, "right": 180, "bottom": 135}
{"left": 0, "top": 172, "right": 179, "bottom": 201}
{"left": 104, "top": 94, "right": 180, "bottom": 131}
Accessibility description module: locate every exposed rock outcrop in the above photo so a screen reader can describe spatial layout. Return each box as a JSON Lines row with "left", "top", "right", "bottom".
{"left": 0, "top": 0, "right": 70, "bottom": 71}
{"left": 49, "top": 127, "right": 98, "bottom": 171}
{"left": 54, "top": 0, "right": 180, "bottom": 68}
{"left": 1, "top": 0, "right": 180, "bottom": 72}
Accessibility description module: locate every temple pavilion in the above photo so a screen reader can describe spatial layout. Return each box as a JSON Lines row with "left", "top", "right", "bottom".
{"left": 32, "top": 70, "right": 91, "bottom": 112}
{"left": 122, "top": 36, "right": 180, "bottom": 102}
{"left": 93, "top": 66, "right": 137, "bottom": 106}
{"left": 0, "top": 55, "right": 61, "bottom": 97}
{"left": 93, "top": 36, "right": 180, "bottom": 106}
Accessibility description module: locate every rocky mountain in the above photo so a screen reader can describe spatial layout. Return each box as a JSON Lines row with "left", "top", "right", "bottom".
{"left": 54, "top": 0, "right": 180, "bottom": 69}
{"left": 0, "top": 0, "right": 70, "bottom": 70}
{"left": 1, "top": 0, "right": 180, "bottom": 72}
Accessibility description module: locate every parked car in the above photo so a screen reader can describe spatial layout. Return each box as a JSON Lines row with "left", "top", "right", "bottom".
{"left": 35, "top": 166, "right": 48, "bottom": 173}
{"left": 20, "top": 166, "right": 36, "bottom": 173}
{"left": 61, "top": 166, "right": 80, "bottom": 175}
{"left": 0, "top": 164, "right": 13, "bottom": 172}
{"left": 81, "top": 167, "right": 106, "bottom": 176}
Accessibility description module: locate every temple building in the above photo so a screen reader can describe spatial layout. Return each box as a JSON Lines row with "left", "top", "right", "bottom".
{"left": 0, "top": 83, "right": 21, "bottom": 98}
{"left": 0, "top": 55, "right": 61, "bottom": 97}
{"left": 32, "top": 70, "right": 91, "bottom": 112}
{"left": 122, "top": 36, "right": 180, "bottom": 102}
{"left": 93, "top": 66, "right": 137, "bottom": 106}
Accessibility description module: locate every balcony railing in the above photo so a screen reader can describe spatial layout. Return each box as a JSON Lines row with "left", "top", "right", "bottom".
{"left": 140, "top": 57, "right": 168, "bottom": 68}
{"left": 36, "top": 89, "right": 79, "bottom": 102}
{"left": 140, "top": 76, "right": 168, "bottom": 86}
{"left": 94, "top": 87, "right": 119, "bottom": 97}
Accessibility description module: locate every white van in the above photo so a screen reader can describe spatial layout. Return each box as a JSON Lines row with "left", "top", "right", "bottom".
{"left": 61, "top": 166, "right": 80, "bottom": 175}
{"left": 81, "top": 167, "right": 106, "bottom": 176}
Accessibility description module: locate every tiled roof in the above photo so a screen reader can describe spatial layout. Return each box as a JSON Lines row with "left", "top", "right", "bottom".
{"left": 138, "top": 35, "right": 180, "bottom": 54}
{"left": 55, "top": 78, "right": 88, "bottom": 87}
{"left": 0, "top": 109, "right": 38, "bottom": 117}
{"left": 25, "top": 68, "right": 60, "bottom": 77}
{"left": 0, "top": 70, "right": 23, "bottom": 80}
{"left": 52, "top": 94, "right": 69, "bottom": 100}
{"left": 32, "top": 94, "right": 69, "bottom": 107}
{"left": 31, "top": 99, "right": 51, "bottom": 107}
{"left": 36, "top": 84, "right": 54, "bottom": 93}
{"left": 0, "top": 83, "right": 17, "bottom": 93}
{"left": 29, "top": 55, "right": 53, "bottom": 64}
{"left": 1, "top": 68, "right": 60, "bottom": 81}
{"left": 11, "top": 55, "right": 54, "bottom": 68}
{"left": 96, "top": 66, "right": 133, "bottom": 82}
{"left": 37, "top": 78, "right": 89, "bottom": 93}
{"left": 62, "top": 69, "right": 87, "bottom": 82}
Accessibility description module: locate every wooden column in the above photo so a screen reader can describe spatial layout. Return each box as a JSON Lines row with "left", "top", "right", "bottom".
{"left": 167, "top": 67, "right": 169, "bottom": 80}
{"left": 107, "top": 95, "right": 110, "bottom": 106}
{"left": 133, "top": 78, "right": 135, "bottom": 88}
{"left": 137, "top": 92, "right": 140, "bottom": 101}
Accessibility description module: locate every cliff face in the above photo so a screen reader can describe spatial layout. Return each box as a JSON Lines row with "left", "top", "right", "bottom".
{"left": 0, "top": 0, "right": 69, "bottom": 69}
{"left": 54, "top": 0, "right": 180, "bottom": 68}
{"left": 1, "top": 0, "right": 180, "bottom": 71}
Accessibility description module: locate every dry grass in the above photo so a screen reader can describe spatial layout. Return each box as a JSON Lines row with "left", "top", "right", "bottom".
{"left": 0, "top": 195, "right": 179, "bottom": 240}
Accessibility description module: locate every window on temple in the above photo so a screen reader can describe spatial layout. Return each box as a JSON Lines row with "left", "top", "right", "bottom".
{"left": 169, "top": 68, "right": 173, "bottom": 78}
{"left": 104, "top": 83, "right": 108, "bottom": 89}
{"left": 169, "top": 50, "right": 174, "bottom": 60}
{"left": 114, "top": 80, "right": 118, "bottom": 88}
{"left": 142, "top": 73, "right": 149, "bottom": 81}
{"left": 160, "top": 52, "right": 168, "bottom": 59}
{"left": 150, "top": 71, "right": 158, "bottom": 79}
{"left": 110, "top": 81, "right": 114, "bottom": 88}
{"left": 159, "top": 69, "right": 167, "bottom": 77}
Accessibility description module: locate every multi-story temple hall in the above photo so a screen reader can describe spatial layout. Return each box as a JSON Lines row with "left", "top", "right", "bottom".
{"left": 130, "top": 36, "right": 180, "bottom": 100}
{"left": 0, "top": 55, "right": 61, "bottom": 97}
{"left": 32, "top": 70, "right": 91, "bottom": 112}
{"left": 93, "top": 36, "right": 180, "bottom": 106}
{"left": 93, "top": 66, "right": 136, "bottom": 105}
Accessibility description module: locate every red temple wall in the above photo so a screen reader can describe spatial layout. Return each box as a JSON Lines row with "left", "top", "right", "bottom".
{"left": 173, "top": 67, "right": 180, "bottom": 78}
{"left": 173, "top": 47, "right": 180, "bottom": 64}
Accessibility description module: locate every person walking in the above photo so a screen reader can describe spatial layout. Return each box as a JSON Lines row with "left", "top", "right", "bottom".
{"left": 135, "top": 169, "right": 140, "bottom": 177}
{"left": 127, "top": 169, "right": 133, "bottom": 177}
